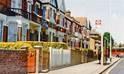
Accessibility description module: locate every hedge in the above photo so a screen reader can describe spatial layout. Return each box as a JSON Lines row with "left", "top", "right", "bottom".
{"left": 0, "top": 41, "right": 68, "bottom": 51}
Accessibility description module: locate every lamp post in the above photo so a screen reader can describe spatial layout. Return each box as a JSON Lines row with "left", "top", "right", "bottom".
{"left": 101, "top": 33, "right": 104, "bottom": 65}
{"left": 95, "top": 19, "right": 104, "bottom": 65}
{"left": 110, "top": 34, "right": 112, "bottom": 62}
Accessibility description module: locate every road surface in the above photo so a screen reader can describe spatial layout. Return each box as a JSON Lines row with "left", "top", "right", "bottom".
{"left": 109, "top": 58, "right": 124, "bottom": 74}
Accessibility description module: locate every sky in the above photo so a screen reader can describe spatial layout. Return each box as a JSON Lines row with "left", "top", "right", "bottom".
{"left": 65, "top": 0, "right": 124, "bottom": 44}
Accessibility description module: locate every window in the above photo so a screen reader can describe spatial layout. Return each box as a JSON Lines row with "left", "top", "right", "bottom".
{"left": 49, "top": 32, "right": 52, "bottom": 41}
{"left": 49, "top": 8, "right": 52, "bottom": 18}
{"left": 11, "top": 0, "right": 16, "bottom": 8}
{"left": 11, "top": 0, "right": 21, "bottom": 8}
{"left": 34, "top": 4, "right": 39, "bottom": 14}
{"left": 42, "top": 6, "right": 46, "bottom": 18}
{"left": 53, "top": 10, "right": 56, "bottom": 19}
{"left": 86, "top": 44, "right": 88, "bottom": 48}
{"left": 8, "top": 22, "right": 18, "bottom": 42}
{"left": 27, "top": 2, "right": 32, "bottom": 13}
{"left": 63, "top": 18, "right": 65, "bottom": 27}
{"left": 65, "top": 19, "right": 67, "bottom": 28}
{"left": 50, "top": 0, "right": 56, "bottom": 7}
{"left": 0, "top": 21, "right": 3, "bottom": 41}
{"left": 11, "top": 0, "right": 22, "bottom": 13}
{"left": 75, "top": 26, "right": 76, "bottom": 32}
{"left": 22, "top": 24, "right": 28, "bottom": 41}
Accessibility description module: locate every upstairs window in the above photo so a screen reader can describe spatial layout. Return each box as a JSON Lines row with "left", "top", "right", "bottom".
{"left": 34, "top": 4, "right": 39, "bottom": 14}
{"left": 11, "top": 0, "right": 22, "bottom": 14}
{"left": 42, "top": 6, "right": 46, "bottom": 18}
{"left": 34, "top": 2, "right": 40, "bottom": 15}
{"left": 11, "top": 0, "right": 16, "bottom": 8}
{"left": 49, "top": 8, "right": 52, "bottom": 18}
{"left": 50, "top": 0, "right": 57, "bottom": 7}
{"left": 53, "top": 10, "right": 56, "bottom": 19}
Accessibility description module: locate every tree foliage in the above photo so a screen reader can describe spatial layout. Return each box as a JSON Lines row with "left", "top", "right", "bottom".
{"left": 103, "top": 32, "right": 114, "bottom": 47}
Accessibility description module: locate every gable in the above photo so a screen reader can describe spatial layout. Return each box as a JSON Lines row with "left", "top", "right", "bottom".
{"left": 41, "top": 0, "right": 58, "bottom": 8}
{"left": 50, "top": 0, "right": 57, "bottom": 8}
{"left": 57, "top": 0, "right": 66, "bottom": 12}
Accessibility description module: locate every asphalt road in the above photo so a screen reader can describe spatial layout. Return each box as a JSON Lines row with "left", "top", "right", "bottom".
{"left": 109, "top": 58, "right": 124, "bottom": 74}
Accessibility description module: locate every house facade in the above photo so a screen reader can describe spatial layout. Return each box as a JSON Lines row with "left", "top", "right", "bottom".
{"left": 0, "top": 0, "right": 42, "bottom": 42}
{"left": 0, "top": 0, "right": 101, "bottom": 51}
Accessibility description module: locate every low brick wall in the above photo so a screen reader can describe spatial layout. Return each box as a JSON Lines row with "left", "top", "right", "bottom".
{"left": 39, "top": 51, "right": 49, "bottom": 72}
{"left": 82, "top": 50, "right": 97, "bottom": 63}
{"left": 71, "top": 50, "right": 82, "bottom": 65}
{"left": 0, "top": 50, "right": 28, "bottom": 74}
{"left": 27, "top": 50, "right": 36, "bottom": 73}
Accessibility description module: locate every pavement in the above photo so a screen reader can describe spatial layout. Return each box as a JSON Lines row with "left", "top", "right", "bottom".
{"left": 38, "top": 57, "right": 120, "bottom": 74}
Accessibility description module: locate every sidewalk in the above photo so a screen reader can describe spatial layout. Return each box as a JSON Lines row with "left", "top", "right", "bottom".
{"left": 40, "top": 57, "right": 120, "bottom": 74}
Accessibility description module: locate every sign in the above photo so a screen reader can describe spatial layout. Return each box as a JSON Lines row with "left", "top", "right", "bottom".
{"left": 95, "top": 20, "right": 102, "bottom": 28}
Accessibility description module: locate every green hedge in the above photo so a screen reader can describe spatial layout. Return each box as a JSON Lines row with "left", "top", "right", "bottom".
{"left": 0, "top": 41, "right": 68, "bottom": 51}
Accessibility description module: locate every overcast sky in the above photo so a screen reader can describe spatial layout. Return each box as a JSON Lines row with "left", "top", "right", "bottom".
{"left": 65, "top": 0, "right": 124, "bottom": 43}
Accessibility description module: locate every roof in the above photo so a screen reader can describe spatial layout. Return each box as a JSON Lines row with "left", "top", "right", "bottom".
{"left": 113, "top": 47, "right": 124, "bottom": 50}
{"left": 74, "top": 17, "right": 87, "bottom": 26}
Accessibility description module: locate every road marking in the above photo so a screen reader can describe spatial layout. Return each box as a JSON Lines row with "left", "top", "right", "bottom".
{"left": 106, "top": 59, "right": 122, "bottom": 74}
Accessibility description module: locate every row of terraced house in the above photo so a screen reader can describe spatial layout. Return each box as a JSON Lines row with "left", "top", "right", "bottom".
{"left": 0, "top": 0, "right": 101, "bottom": 63}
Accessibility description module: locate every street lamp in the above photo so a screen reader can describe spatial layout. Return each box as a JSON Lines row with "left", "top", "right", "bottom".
{"left": 95, "top": 19, "right": 104, "bottom": 65}
{"left": 110, "top": 34, "right": 112, "bottom": 62}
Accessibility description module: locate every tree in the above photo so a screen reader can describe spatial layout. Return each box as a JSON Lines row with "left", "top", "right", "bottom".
{"left": 103, "top": 32, "right": 114, "bottom": 47}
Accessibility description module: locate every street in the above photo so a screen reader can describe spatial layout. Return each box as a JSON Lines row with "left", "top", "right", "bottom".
{"left": 108, "top": 58, "right": 124, "bottom": 74}
{"left": 102, "top": 58, "right": 124, "bottom": 74}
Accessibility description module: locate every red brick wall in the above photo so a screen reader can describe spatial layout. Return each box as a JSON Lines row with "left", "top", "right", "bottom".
{"left": 112, "top": 49, "right": 124, "bottom": 56}
{"left": 0, "top": 0, "right": 11, "bottom": 7}
{"left": 27, "top": 51, "right": 36, "bottom": 73}
{"left": 0, "top": 50, "right": 28, "bottom": 73}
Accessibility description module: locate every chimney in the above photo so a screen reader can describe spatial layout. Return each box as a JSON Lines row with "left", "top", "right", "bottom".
{"left": 65, "top": 10, "right": 71, "bottom": 17}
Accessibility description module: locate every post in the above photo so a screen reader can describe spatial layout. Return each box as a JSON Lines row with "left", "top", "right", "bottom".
{"left": 101, "top": 33, "right": 104, "bottom": 65}
{"left": 80, "top": 39, "right": 82, "bottom": 48}
{"left": 49, "top": 47, "right": 52, "bottom": 70}
{"left": 51, "top": 33, "right": 53, "bottom": 42}
{"left": 34, "top": 46, "right": 42, "bottom": 73}
{"left": 38, "top": 26, "right": 41, "bottom": 42}
{"left": 110, "top": 34, "right": 112, "bottom": 62}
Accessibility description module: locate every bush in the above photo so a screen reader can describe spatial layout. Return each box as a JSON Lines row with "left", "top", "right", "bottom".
{"left": 0, "top": 41, "right": 68, "bottom": 51}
